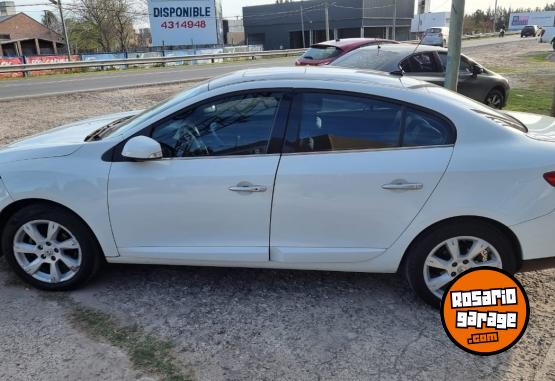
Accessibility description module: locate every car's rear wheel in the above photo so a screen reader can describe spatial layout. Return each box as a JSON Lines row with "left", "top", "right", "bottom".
{"left": 403, "top": 220, "right": 518, "bottom": 307}
{"left": 2, "top": 204, "right": 101, "bottom": 290}
{"left": 485, "top": 88, "right": 505, "bottom": 109}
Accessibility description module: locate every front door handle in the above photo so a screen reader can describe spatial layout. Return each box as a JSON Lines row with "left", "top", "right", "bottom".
{"left": 382, "top": 182, "right": 423, "bottom": 190}
{"left": 229, "top": 185, "right": 267, "bottom": 192}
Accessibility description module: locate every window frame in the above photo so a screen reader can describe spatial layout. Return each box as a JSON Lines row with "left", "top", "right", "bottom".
{"left": 104, "top": 88, "right": 293, "bottom": 162}
{"left": 282, "top": 89, "right": 457, "bottom": 155}
{"left": 399, "top": 52, "right": 443, "bottom": 74}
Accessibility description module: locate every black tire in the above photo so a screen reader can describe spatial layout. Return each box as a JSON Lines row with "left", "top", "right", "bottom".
{"left": 552, "top": 40, "right": 555, "bottom": 51}
{"left": 2, "top": 204, "right": 101, "bottom": 291}
{"left": 403, "top": 220, "right": 518, "bottom": 308}
{"left": 485, "top": 88, "right": 505, "bottom": 109}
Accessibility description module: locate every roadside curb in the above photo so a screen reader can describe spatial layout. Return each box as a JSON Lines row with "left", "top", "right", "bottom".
{"left": 0, "top": 77, "right": 211, "bottom": 102}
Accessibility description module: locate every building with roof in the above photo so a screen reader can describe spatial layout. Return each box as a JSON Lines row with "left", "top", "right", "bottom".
{"left": 243, "top": 0, "right": 415, "bottom": 50}
{"left": 0, "top": 13, "right": 65, "bottom": 57}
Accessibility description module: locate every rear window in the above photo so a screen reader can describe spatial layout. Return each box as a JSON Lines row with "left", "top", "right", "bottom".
{"left": 302, "top": 46, "right": 342, "bottom": 61}
{"left": 331, "top": 48, "right": 400, "bottom": 71}
{"left": 427, "top": 28, "right": 443, "bottom": 34}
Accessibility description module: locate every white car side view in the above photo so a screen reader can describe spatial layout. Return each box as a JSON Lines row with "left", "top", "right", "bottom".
{"left": 1, "top": 67, "right": 555, "bottom": 306}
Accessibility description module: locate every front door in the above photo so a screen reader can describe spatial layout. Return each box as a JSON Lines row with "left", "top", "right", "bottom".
{"left": 270, "top": 91, "right": 455, "bottom": 263}
{"left": 108, "top": 91, "right": 287, "bottom": 262}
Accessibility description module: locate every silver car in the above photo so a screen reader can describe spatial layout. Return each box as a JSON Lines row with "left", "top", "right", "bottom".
{"left": 421, "top": 27, "right": 449, "bottom": 47}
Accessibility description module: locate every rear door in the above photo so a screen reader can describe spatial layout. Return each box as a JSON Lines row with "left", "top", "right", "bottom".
{"left": 269, "top": 91, "right": 455, "bottom": 263}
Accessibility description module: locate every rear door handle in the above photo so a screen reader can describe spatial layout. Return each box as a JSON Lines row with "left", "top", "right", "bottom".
{"left": 229, "top": 185, "right": 267, "bottom": 192}
{"left": 382, "top": 182, "right": 423, "bottom": 190}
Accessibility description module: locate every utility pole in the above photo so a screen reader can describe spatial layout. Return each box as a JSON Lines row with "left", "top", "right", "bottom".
{"left": 392, "top": 0, "right": 397, "bottom": 40}
{"left": 300, "top": 0, "right": 306, "bottom": 48}
{"left": 325, "top": 1, "right": 330, "bottom": 41}
{"left": 444, "top": 0, "right": 465, "bottom": 91}
{"left": 493, "top": 0, "right": 497, "bottom": 33}
{"left": 49, "top": 0, "right": 71, "bottom": 60}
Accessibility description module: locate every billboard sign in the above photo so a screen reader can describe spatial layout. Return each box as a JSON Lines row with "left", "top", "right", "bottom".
{"left": 508, "top": 11, "right": 555, "bottom": 30}
{"left": 148, "top": 0, "right": 221, "bottom": 46}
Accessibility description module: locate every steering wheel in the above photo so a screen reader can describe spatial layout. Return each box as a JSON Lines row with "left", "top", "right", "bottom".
{"left": 174, "top": 124, "right": 210, "bottom": 156}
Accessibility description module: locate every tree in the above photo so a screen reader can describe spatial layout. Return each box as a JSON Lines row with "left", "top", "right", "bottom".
{"left": 41, "top": 10, "right": 61, "bottom": 34}
{"left": 70, "top": 0, "right": 137, "bottom": 52}
{"left": 112, "top": 0, "right": 137, "bottom": 52}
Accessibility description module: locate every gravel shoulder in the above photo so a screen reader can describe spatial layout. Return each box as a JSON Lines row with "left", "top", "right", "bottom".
{"left": 0, "top": 38, "right": 554, "bottom": 381}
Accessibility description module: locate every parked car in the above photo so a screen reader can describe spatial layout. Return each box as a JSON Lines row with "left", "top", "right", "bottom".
{"left": 421, "top": 27, "right": 449, "bottom": 47}
{"left": 538, "top": 26, "right": 555, "bottom": 50}
{"left": 521, "top": 25, "right": 538, "bottom": 37}
{"left": 295, "top": 38, "right": 398, "bottom": 66}
{"left": 1, "top": 67, "right": 555, "bottom": 306}
{"left": 331, "top": 44, "right": 510, "bottom": 109}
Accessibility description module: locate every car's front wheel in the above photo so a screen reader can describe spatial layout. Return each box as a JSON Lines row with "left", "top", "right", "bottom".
{"left": 485, "top": 88, "right": 505, "bottom": 109}
{"left": 2, "top": 204, "right": 101, "bottom": 290}
{"left": 403, "top": 220, "right": 518, "bottom": 307}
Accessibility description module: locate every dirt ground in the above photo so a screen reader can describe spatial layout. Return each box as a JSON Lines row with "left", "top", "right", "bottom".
{"left": 0, "top": 38, "right": 554, "bottom": 381}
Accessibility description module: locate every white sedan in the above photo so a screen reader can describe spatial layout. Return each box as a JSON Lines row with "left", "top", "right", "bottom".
{"left": 1, "top": 67, "right": 554, "bottom": 306}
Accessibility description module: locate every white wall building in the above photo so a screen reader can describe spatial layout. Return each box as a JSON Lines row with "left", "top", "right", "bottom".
{"left": 411, "top": 12, "right": 450, "bottom": 34}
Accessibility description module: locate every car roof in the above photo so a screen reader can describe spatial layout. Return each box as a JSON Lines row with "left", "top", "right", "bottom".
{"left": 346, "top": 43, "right": 448, "bottom": 55}
{"left": 311, "top": 38, "right": 392, "bottom": 49}
{"left": 207, "top": 66, "right": 425, "bottom": 91}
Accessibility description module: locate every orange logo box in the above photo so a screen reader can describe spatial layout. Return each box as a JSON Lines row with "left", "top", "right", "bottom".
{"left": 441, "top": 267, "right": 529, "bottom": 355}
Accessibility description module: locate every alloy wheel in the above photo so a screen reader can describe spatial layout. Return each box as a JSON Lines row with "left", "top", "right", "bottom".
{"left": 486, "top": 93, "right": 503, "bottom": 109}
{"left": 423, "top": 236, "right": 502, "bottom": 299}
{"left": 13, "top": 220, "right": 82, "bottom": 284}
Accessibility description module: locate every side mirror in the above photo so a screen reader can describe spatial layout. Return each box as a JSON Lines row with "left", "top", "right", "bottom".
{"left": 122, "top": 136, "right": 163, "bottom": 161}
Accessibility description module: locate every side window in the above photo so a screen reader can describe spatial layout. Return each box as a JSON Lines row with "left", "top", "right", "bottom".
{"left": 459, "top": 57, "right": 472, "bottom": 73}
{"left": 400, "top": 52, "right": 439, "bottom": 73}
{"left": 151, "top": 92, "right": 281, "bottom": 157}
{"left": 438, "top": 53, "right": 472, "bottom": 73}
{"left": 403, "top": 108, "right": 455, "bottom": 147}
{"left": 291, "top": 92, "right": 403, "bottom": 153}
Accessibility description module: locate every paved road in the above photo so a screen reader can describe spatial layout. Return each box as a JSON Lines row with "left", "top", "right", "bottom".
{"left": 0, "top": 34, "right": 522, "bottom": 100}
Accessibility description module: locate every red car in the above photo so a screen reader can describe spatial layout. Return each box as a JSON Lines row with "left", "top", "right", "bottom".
{"left": 295, "top": 38, "right": 398, "bottom": 66}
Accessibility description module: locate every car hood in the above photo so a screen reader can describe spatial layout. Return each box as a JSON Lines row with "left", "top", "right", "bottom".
{"left": 0, "top": 110, "right": 141, "bottom": 163}
{"left": 506, "top": 111, "right": 555, "bottom": 141}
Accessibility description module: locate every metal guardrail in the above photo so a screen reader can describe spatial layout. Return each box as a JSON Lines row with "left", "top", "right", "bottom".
{"left": 0, "top": 48, "right": 307, "bottom": 74}
{"left": 0, "top": 33, "right": 519, "bottom": 74}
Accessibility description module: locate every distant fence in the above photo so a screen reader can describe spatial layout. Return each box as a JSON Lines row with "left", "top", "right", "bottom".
{"left": 0, "top": 46, "right": 304, "bottom": 76}
{"left": 0, "top": 45, "right": 266, "bottom": 78}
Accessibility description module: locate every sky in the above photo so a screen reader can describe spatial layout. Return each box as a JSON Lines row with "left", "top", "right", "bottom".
{"left": 14, "top": 0, "right": 554, "bottom": 23}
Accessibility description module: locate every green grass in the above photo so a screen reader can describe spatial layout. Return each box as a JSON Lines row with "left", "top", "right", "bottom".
{"left": 528, "top": 52, "right": 554, "bottom": 63}
{"left": 71, "top": 306, "right": 191, "bottom": 381}
{"left": 506, "top": 87, "right": 554, "bottom": 115}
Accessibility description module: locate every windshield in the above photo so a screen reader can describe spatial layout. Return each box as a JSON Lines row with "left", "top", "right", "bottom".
{"left": 92, "top": 82, "right": 209, "bottom": 140}
{"left": 302, "top": 46, "right": 342, "bottom": 61}
{"left": 331, "top": 48, "right": 400, "bottom": 71}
